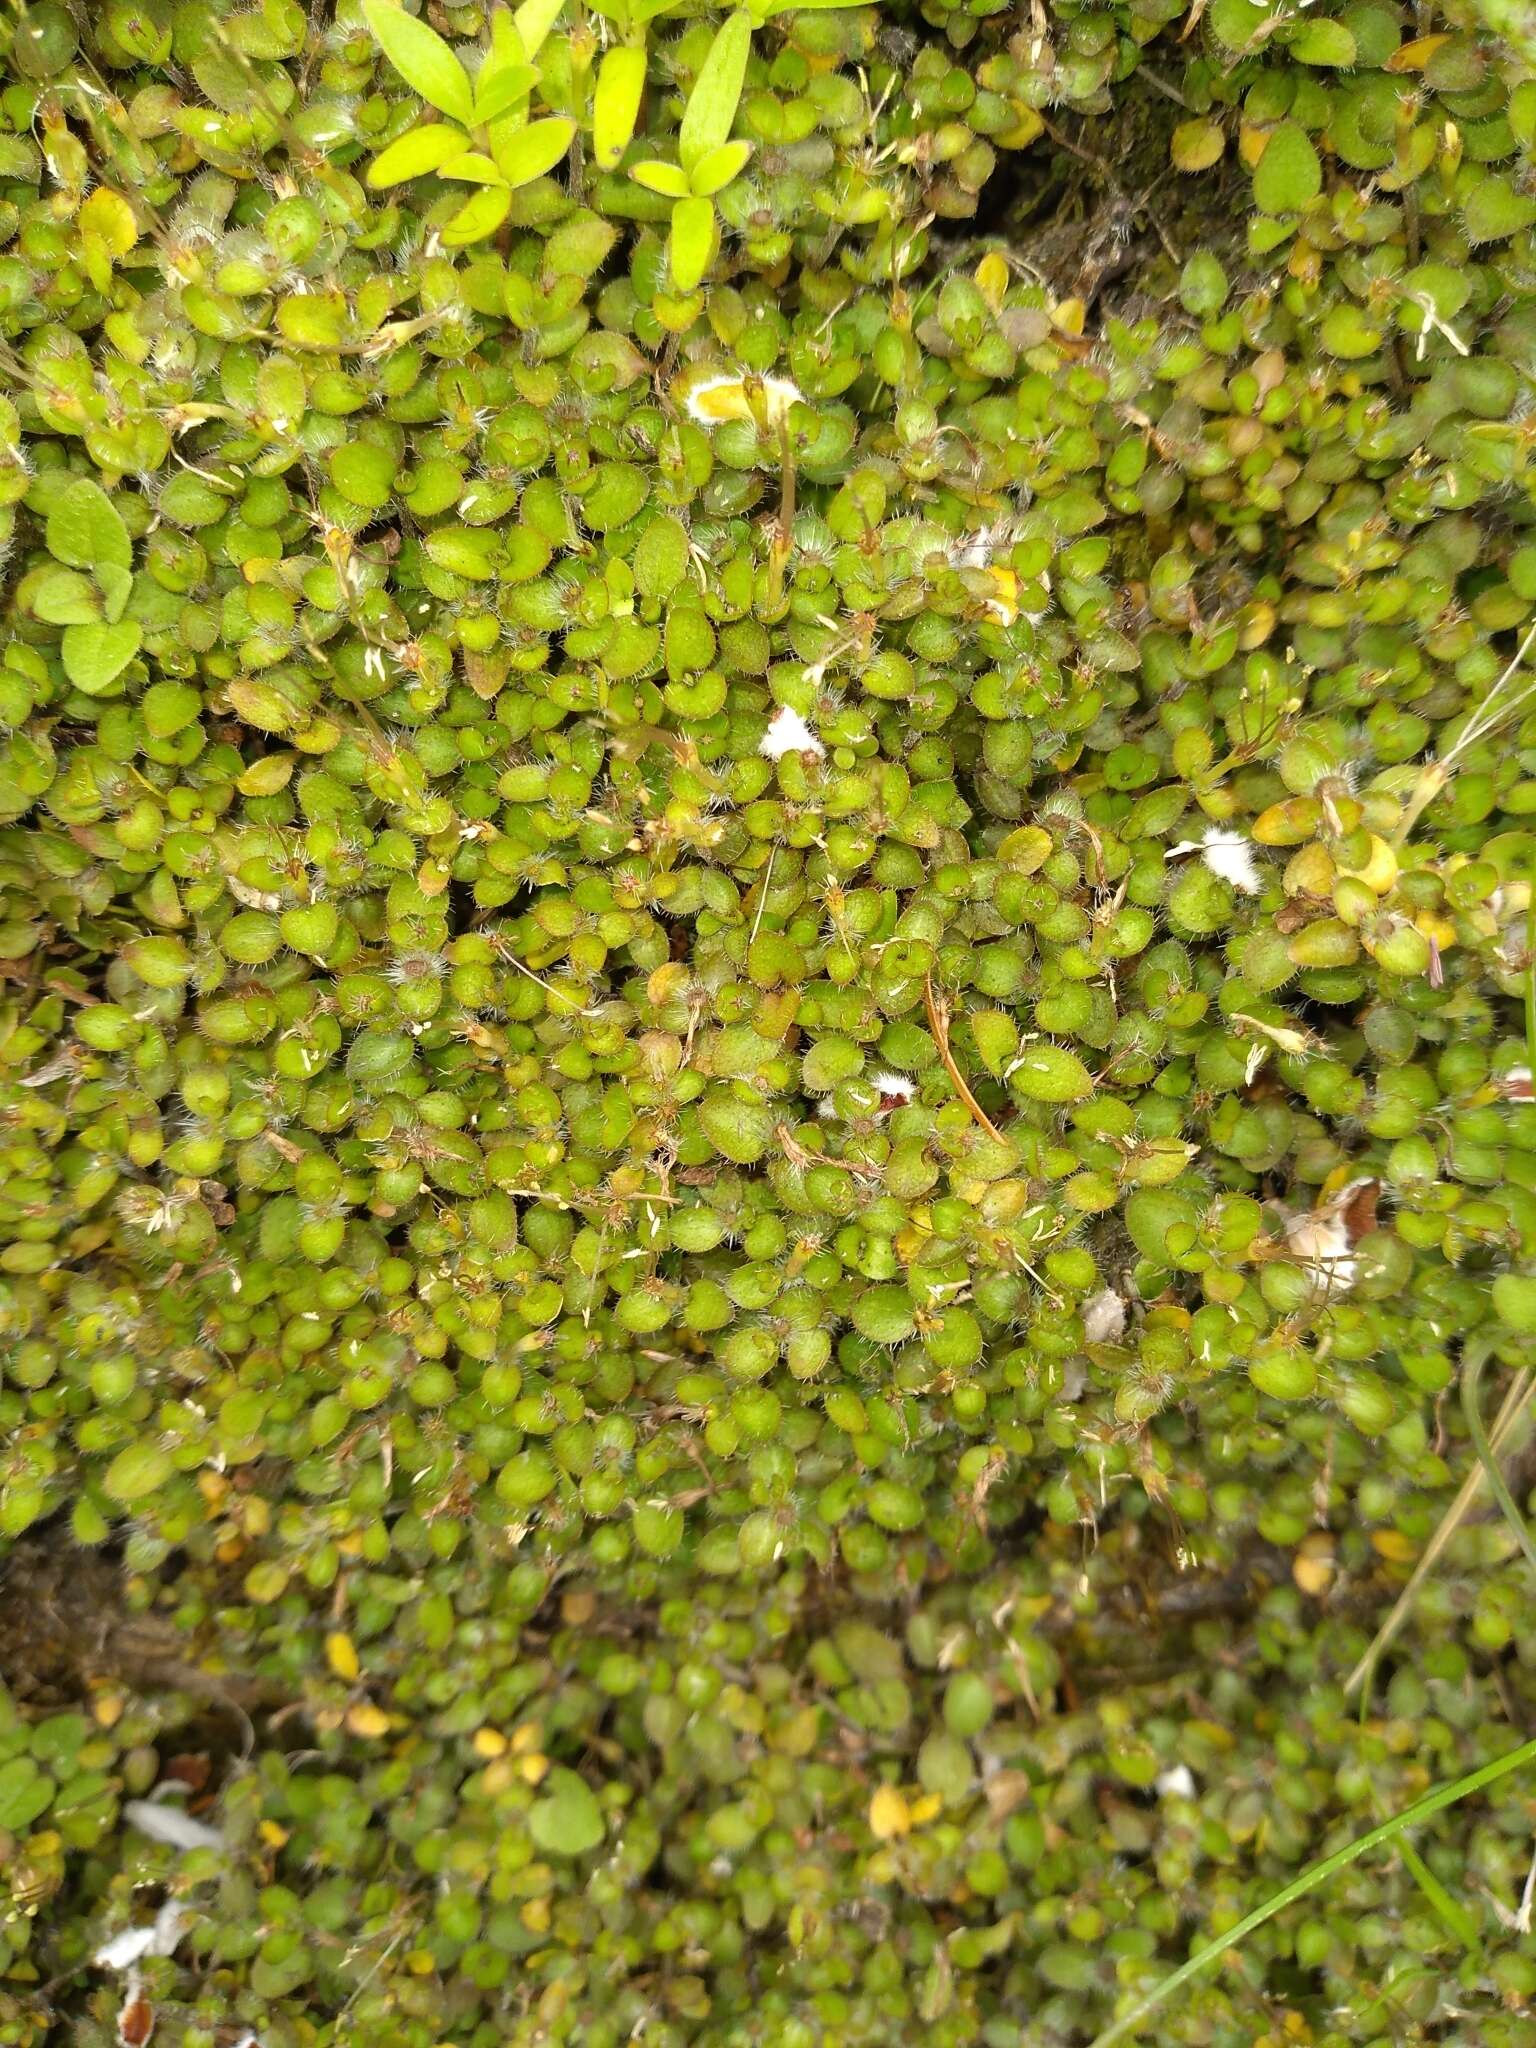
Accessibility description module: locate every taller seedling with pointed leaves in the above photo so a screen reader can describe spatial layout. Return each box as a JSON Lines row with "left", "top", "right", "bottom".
{"left": 625, "top": 0, "right": 858, "bottom": 287}
{"left": 362, "top": 0, "right": 575, "bottom": 245}
{"left": 628, "top": 8, "right": 753, "bottom": 290}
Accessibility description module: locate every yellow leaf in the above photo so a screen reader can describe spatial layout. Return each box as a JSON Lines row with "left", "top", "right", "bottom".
{"left": 980, "top": 566, "right": 1019, "bottom": 625}
{"left": 868, "top": 1784, "right": 911, "bottom": 1840}
{"left": 1386, "top": 33, "right": 1450, "bottom": 70}
{"left": 1284, "top": 843, "right": 1336, "bottom": 898}
{"left": 80, "top": 187, "right": 138, "bottom": 257}
{"left": 473, "top": 1727, "right": 508, "bottom": 1758}
{"left": 1237, "top": 122, "right": 1267, "bottom": 170}
{"left": 1337, "top": 833, "right": 1397, "bottom": 895}
{"left": 346, "top": 1702, "right": 392, "bottom": 1738}
{"left": 909, "top": 1793, "right": 942, "bottom": 1827}
{"left": 973, "top": 250, "right": 1009, "bottom": 313}
{"left": 326, "top": 1631, "right": 360, "bottom": 1681}
{"left": 1292, "top": 1533, "right": 1335, "bottom": 1597}
{"left": 259, "top": 1820, "right": 291, "bottom": 1847}
{"left": 1252, "top": 797, "right": 1321, "bottom": 846}
{"left": 996, "top": 109, "right": 1044, "bottom": 149}
{"left": 1170, "top": 119, "right": 1225, "bottom": 172}
{"left": 236, "top": 753, "right": 297, "bottom": 798}
{"left": 294, "top": 716, "right": 343, "bottom": 753}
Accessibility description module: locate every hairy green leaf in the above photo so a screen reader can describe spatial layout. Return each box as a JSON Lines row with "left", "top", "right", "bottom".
{"left": 669, "top": 193, "right": 717, "bottom": 290}
{"left": 678, "top": 9, "right": 751, "bottom": 176}
{"left": 61, "top": 620, "right": 141, "bottom": 695}
{"left": 689, "top": 136, "right": 752, "bottom": 197}
{"left": 594, "top": 44, "right": 647, "bottom": 168}
{"left": 47, "top": 479, "right": 131, "bottom": 574}
{"left": 489, "top": 113, "right": 574, "bottom": 188}
{"left": 363, "top": 0, "right": 475, "bottom": 124}
{"left": 367, "top": 121, "right": 472, "bottom": 187}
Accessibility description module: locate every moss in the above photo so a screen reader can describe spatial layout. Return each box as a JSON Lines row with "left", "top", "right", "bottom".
{"left": 2, "top": 0, "right": 1536, "bottom": 2042}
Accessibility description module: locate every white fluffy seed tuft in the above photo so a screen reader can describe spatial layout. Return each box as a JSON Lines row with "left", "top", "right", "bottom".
{"left": 759, "top": 705, "right": 825, "bottom": 761}
{"left": 94, "top": 1902, "right": 195, "bottom": 1971}
{"left": 1165, "top": 825, "right": 1262, "bottom": 895}
{"left": 1081, "top": 1288, "right": 1127, "bottom": 1343}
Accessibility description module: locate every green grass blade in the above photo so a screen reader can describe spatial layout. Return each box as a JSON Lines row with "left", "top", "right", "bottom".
{"left": 1397, "top": 1835, "right": 1480, "bottom": 1953}
{"left": 1087, "top": 1734, "right": 1536, "bottom": 2048}
{"left": 1462, "top": 1341, "right": 1536, "bottom": 1587}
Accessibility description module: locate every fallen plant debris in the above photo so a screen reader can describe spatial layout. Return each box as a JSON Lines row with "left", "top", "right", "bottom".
{"left": 3, "top": 0, "right": 1536, "bottom": 2044}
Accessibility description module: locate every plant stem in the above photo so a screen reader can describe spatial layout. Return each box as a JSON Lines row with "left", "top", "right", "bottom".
{"left": 1345, "top": 1364, "right": 1533, "bottom": 1700}
{"left": 1463, "top": 1342, "right": 1536, "bottom": 1585}
{"left": 1087, "top": 1734, "right": 1536, "bottom": 2047}
{"left": 924, "top": 973, "right": 1008, "bottom": 1146}
{"left": 1391, "top": 617, "right": 1536, "bottom": 848}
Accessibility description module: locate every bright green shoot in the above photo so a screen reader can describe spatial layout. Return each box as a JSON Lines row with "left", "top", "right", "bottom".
{"left": 592, "top": 0, "right": 859, "bottom": 174}
{"left": 627, "top": 0, "right": 860, "bottom": 291}
{"left": 362, "top": 0, "right": 574, "bottom": 245}
{"left": 589, "top": 0, "right": 675, "bottom": 168}
{"left": 629, "top": 8, "right": 752, "bottom": 291}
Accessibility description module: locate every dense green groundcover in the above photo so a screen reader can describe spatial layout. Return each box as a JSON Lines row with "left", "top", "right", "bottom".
{"left": 7, "top": 0, "right": 1536, "bottom": 2040}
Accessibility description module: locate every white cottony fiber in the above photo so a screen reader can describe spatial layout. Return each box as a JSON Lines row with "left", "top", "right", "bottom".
{"left": 124, "top": 1799, "right": 226, "bottom": 1853}
{"left": 758, "top": 705, "right": 825, "bottom": 761}
{"left": 1081, "top": 1288, "right": 1127, "bottom": 1343}
{"left": 1165, "top": 826, "right": 1262, "bottom": 895}
{"left": 94, "top": 1902, "right": 195, "bottom": 1970}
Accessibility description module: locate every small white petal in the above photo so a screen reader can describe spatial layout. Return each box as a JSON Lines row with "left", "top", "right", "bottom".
{"left": 758, "top": 705, "right": 824, "bottom": 761}
{"left": 759, "top": 375, "right": 805, "bottom": 425}
{"left": 124, "top": 1799, "right": 225, "bottom": 1853}
{"left": 1156, "top": 1764, "right": 1197, "bottom": 1800}
{"left": 685, "top": 372, "right": 804, "bottom": 429}
{"left": 685, "top": 373, "right": 742, "bottom": 423}
{"left": 1283, "top": 1212, "right": 1356, "bottom": 1297}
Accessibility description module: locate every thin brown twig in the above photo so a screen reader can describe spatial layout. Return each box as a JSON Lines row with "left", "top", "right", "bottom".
{"left": 923, "top": 973, "right": 1008, "bottom": 1146}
